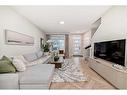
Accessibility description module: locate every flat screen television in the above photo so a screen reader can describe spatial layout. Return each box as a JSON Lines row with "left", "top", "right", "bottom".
{"left": 94, "top": 39, "right": 126, "bottom": 66}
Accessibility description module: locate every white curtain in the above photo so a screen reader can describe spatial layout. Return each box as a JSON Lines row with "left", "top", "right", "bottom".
{"left": 65, "top": 34, "right": 69, "bottom": 58}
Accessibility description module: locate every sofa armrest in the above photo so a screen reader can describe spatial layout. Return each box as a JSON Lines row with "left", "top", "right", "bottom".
{"left": 0, "top": 73, "right": 19, "bottom": 89}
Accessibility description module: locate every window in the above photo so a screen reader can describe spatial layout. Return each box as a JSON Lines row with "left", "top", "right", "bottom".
{"left": 49, "top": 35, "right": 65, "bottom": 51}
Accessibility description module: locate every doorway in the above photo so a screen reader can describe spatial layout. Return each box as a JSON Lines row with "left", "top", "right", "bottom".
{"left": 72, "top": 35, "right": 83, "bottom": 57}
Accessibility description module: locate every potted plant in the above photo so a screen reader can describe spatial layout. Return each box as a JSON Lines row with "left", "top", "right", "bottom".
{"left": 42, "top": 43, "right": 49, "bottom": 55}
{"left": 53, "top": 52, "right": 59, "bottom": 61}
{"left": 54, "top": 56, "right": 59, "bottom": 61}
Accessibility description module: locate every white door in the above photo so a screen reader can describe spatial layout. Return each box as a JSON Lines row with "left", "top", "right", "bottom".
{"left": 72, "top": 35, "right": 82, "bottom": 55}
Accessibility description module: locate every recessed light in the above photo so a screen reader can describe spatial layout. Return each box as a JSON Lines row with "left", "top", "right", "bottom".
{"left": 59, "top": 21, "right": 64, "bottom": 24}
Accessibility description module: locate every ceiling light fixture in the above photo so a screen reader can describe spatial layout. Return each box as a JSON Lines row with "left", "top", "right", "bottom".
{"left": 59, "top": 21, "right": 64, "bottom": 24}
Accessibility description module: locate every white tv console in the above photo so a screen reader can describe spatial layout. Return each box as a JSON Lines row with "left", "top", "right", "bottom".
{"left": 88, "top": 58, "right": 127, "bottom": 89}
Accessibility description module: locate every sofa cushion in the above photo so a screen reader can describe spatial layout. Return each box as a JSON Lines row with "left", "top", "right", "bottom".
{"left": 0, "top": 73, "right": 19, "bottom": 89}
{"left": 23, "top": 53, "right": 38, "bottom": 62}
{"left": 25, "top": 55, "right": 51, "bottom": 67}
{"left": 19, "top": 64, "right": 55, "bottom": 84}
{"left": 37, "top": 55, "right": 50, "bottom": 64}
{"left": 36, "top": 50, "right": 43, "bottom": 58}
{"left": 26, "top": 60, "right": 39, "bottom": 67}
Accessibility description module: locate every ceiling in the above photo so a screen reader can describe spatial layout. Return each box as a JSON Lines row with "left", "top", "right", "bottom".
{"left": 12, "top": 6, "right": 111, "bottom": 34}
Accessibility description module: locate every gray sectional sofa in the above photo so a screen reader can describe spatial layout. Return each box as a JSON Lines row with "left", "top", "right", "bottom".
{"left": 0, "top": 51, "right": 55, "bottom": 89}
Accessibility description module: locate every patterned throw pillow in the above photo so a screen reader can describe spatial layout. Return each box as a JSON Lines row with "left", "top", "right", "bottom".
{"left": 12, "top": 58, "right": 26, "bottom": 72}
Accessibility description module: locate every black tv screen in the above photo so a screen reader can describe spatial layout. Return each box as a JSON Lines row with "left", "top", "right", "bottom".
{"left": 94, "top": 39, "right": 126, "bottom": 66}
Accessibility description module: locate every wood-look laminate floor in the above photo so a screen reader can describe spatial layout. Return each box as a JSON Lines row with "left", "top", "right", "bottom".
{"left": 50, "top": 57, "right": 116, "bottom": 89}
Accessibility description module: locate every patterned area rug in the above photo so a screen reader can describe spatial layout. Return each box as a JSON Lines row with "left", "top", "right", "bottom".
{"left": 52, "top": 59, "right": 87, "bottom": 82}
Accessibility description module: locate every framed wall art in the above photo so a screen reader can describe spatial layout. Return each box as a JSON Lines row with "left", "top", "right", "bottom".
{"left": 5, "top": 29, "right": 34, "bottom": 46}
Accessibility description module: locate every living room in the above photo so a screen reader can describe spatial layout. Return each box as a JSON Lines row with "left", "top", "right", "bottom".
{"left": 0, "top": 0, "right": 127, "bottom": 95}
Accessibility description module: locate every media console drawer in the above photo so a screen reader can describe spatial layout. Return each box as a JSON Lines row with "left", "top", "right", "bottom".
{"left": 88, "top": 58, "right": 127, "bottom": 89}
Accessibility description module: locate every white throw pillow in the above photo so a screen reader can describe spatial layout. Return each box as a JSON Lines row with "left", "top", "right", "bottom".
{"left": 12, "top": 58, "right": 26, "bottom": 71}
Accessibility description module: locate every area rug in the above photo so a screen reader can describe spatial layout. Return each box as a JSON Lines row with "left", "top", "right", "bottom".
{"left": 52, "top": 59, "right": 87, "bottom": 82}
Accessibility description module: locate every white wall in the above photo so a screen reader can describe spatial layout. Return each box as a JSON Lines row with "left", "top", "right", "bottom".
{"left": 83, "top": 31, "right": 91, "bottom": 48}
{"left": 83, "top": 31, "right": 91, "bottom": 58}
{"left": 91, "top": 6, "right": 127, "bottom": 66}
{"left": 0, "top": 7, "right": 45, "bottom": 57}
